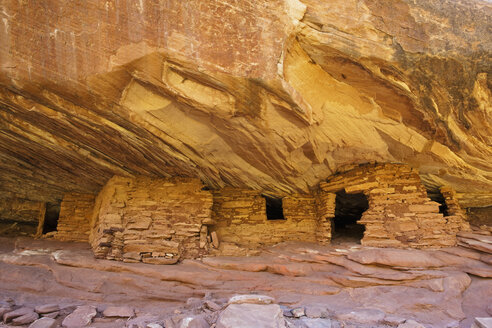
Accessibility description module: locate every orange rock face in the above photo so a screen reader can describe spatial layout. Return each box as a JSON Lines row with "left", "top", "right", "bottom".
{"left": 0, "top": 0, "right": 491, "bottom": 208}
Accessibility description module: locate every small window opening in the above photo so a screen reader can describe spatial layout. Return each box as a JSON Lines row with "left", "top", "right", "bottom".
{"left": 332, "top": 190, "right": 368, "bottom": 244}
{"left": 43, "top": 202, "right": 61, "bottom": 234}
{"left": 263, "top": 195, "right": 285, "bottom": 220}
{"left": 429, "top": 191, "right": 448, "bottom": 216}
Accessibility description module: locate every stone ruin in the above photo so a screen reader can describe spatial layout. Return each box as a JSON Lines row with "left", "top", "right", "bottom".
{"left": 1, "top": 163, "right": 471, "bottom": 264}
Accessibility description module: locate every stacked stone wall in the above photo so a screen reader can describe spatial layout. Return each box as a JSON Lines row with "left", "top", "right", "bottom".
{"left": 211, "top": 188, "right": 320, "bottom": 249}
{"left": 315, "top": 191, "right": 336, "bottom": 243}
{"left": 54, "top": 193, "right": 95, "bottom": 242}
{"left": 90, "top": 176, "right": 213, "bottom": 264}
{"left": 320, "top": 163, "right": 468, "bottom": 248}
{"left": 440, "top": 186, "right": 470, "bottom": 233}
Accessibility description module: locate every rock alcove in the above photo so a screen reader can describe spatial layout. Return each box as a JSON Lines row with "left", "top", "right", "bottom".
{"left": 0, "top": 0, "right": 491, "bottom": 327}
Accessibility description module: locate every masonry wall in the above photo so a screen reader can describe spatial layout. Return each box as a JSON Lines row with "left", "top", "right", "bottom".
{"left": 90, "top": 176, "right": 213, "bottom": 264}
{"left": 53, "top": 193, "right": 95, "bottom": 242}
{"left": 315, "top": 191, "right": 336, "bottom": 243}
{"left": 210, "top": 188, "right": 322, "bottom": 249}
{"left": 440, "top": 186, "right": 470, "bottom": 233}
{"left": 320, "top": 163, "right": 469, "bottom": 248}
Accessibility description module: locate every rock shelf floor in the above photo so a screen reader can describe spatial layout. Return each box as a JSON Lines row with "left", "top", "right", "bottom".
{"left": 0, "top": 231, "right": 491, "bottom": 328}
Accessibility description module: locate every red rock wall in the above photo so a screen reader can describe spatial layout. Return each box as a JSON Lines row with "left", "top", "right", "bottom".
{"left": 53, "top": 193, "right": 95, "bottom": 242}
{"left": 210, "top": 188, "right": 323, "bottom": 249}
{"left": 90, "top": 176, "right": 213, "bottom": 263}
{"left": 320, "top": 163, "right": 469, "bottom": 248}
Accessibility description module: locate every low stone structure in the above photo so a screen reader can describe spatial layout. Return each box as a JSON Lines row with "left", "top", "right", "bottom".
{"left": 210, "top": 188, "right": 325, "bottom": 249}
{"left": 440, "top": 186, "right": 470, "bottom": 234}
{"left": 60, "top": 163, "right": 472, "bottom": 262}
{"left": 53, "top": 193, "right": 95, "bottom": 242}
{"left": 89, "top": 176, "right": 213, "bottom": 264}
{"left": 320, "top": 163, "right": 470, "bottom": 248}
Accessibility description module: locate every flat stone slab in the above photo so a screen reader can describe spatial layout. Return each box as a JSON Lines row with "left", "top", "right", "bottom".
{"left": 29, "top": 317, "right": 57, "bottom": 328}
{"left": 228, "top": 294, "right": 275, "bottom": 305}
{"left": 35, "top": 304, "right": 60, "bottom": 314}
{"left": 12, "top": 311, "right": 39, "bottom": 325}
{"left": 103, "top": 306, "right": 134, "bottom": 318}
{"left": 62, "top": 305, "right": 97, "bottom": 327}
{"left": 217, "top": 303, "right": 286, "bottom": 328}
{"left": 3, "top": 307, "right": 35, "bottom": 322}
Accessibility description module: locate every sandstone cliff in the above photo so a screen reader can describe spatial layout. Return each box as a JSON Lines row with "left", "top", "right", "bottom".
{"left": 0, "top": 0, "right": 491, "bottom": 208}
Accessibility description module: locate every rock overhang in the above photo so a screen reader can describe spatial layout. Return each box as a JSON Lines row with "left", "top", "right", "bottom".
{"left": 0, "top": 0, "right": 491, "bottom": 208}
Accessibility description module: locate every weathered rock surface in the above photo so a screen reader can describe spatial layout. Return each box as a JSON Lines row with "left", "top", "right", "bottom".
{"left": 0, "top": 0, "right": 490, "bottom": 207}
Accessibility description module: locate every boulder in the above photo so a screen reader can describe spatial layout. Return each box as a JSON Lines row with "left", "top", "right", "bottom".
{"left": 216, "top": 303, "right": 286, "bottom": 328}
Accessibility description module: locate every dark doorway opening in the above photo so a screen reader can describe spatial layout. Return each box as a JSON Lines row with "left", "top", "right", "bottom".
{"left": 43, "top": 202, "right": 61, "bottom": 234}
{"left": 332, "top": 190, "right": 368, "bottom": 244}
{"left": 429, "top": 192, "right": 449, "bottom": 216}
{"left": 263, "top": 195, "right": 285, "bottom": 220}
